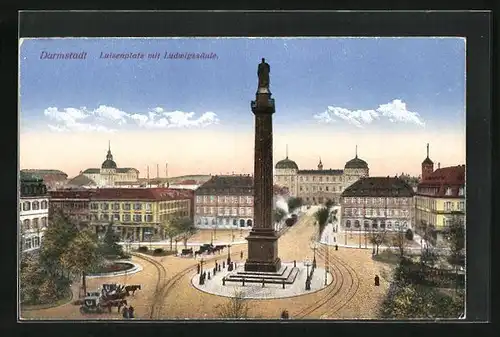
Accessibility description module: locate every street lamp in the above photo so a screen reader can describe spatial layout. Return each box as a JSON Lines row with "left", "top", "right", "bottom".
{"left": 310, "top": 241, "right": 318, "bottom": 269}
{"left": 324, "top": 245, "right": 329, "bottom": 286}
{"left": 227, "top": 244, "right": 232, "bottom": 265}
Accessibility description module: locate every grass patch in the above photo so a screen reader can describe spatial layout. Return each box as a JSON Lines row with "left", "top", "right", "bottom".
{"left": 21, "top": 288, "right": 73, "bottom": 311}
{"left": 372, "top": 249, "right": 401, "bottom": 265}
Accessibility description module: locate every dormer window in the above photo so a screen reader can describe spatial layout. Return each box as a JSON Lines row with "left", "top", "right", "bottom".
{"left": 458, "top": 187, "right": 464, "bottom": 196}
{"left": 445, "top": 188, "right": 452, "bottom": 196}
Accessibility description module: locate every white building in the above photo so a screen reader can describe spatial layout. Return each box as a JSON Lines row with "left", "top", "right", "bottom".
{"left": 19, "top": 172, "right": 49, "bottom": 253}
{"left": 81, "top": 141, "right": 139, "bottom": 187}
{"left": 274, "top": 146, "right": 369, "bottom": 205}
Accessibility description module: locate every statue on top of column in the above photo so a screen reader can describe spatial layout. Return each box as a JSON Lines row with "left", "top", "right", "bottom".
{"left": 257, "top": 58, "right": 270, "bottom": 90}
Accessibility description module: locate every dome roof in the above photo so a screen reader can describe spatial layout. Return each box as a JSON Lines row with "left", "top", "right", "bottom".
{"left": 101, "top": 142, "right": 117, "bottom": 169}
{"left": 345, "top": 156, "right": 368, "bottom": 169}
{"left": 275, "top": 157, "right": 298, "bottom": 170}
{"left": 102, "top": 159, "right": 117, "bottom": 169}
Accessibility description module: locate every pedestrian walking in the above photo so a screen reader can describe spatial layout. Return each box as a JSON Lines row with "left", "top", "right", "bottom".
{"left": 240, "top": 251, "right": 243, "bottom": 260}
{"left": 128, "top": 306, "right": 135, "bottom": 319}
{"left": 122, "top": 305, "right": 129, "bottom": 319}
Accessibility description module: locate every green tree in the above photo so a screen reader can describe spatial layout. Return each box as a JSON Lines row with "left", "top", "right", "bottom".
{"left": 38, "top": 210, "right": 79, "bottom": 278}
{"left": 162, "top": 220, "right": 181, "bottom": 252}
{"left": 287, "top": 197, "right": 303, "bottom": 213}
{"left": 369, "top": 229, "right": 388, "bottom": 255}
{"left": 444, "top": 213, "right": 465, "bottom": 291}
{"left": 314, "top": 207, "right": 329, "bottom": 238}
{"left": 216, "top": 291, "right": 250, "bottom": 319}
{"left": 60, "top": 229, "right": 104, "bottom": 296}
{"left": 38, "top": 278, "right": 58, "bottom": 304}
{"left": 325, "top": 198, "right": 334, "bottom": 210}
{"left": 20, "top": 253, "right": 44, "bottom": 304}
{"left": 100, "top": 222, "right": 123, "bottom": 258}
{"left": 391, "top": 229, "right": 408, "bottom": 258}
{"left": 173, "top": 217, "right": 198, "bottom": 249}
{"left": 273, "top": 208, "right": 287, "bottom": 225}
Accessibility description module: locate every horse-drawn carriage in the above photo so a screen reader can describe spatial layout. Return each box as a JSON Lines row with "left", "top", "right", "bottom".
{"left": 80, "top": 295, "right": 105, "bottom": 314}
{"left": 79, "top": 283, "right": 141, "bottom": 315}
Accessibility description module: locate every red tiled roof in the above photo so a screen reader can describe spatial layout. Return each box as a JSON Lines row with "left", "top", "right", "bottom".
{"left": 50, "top": 190, "right": 95, "bottom": 199}
{"left": 417, "top": 165, "right": 465, "bottom": 198}
{"left": 91, "top": 188, "right": 192, "bottom": 201}
{"left": 49, "top": 188, "right": 192, "bottom": 201}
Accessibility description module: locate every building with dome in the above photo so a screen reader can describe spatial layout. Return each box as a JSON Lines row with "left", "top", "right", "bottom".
{"left": 81, "top": 142, "right": 139, "bottom": 187}
{"left": 274, "top": 146, "right": 369, "bottom": 204}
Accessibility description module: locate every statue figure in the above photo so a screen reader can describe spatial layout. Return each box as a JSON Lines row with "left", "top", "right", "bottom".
{"left": 257, "top": 58, "right": 270, "bottom": 90}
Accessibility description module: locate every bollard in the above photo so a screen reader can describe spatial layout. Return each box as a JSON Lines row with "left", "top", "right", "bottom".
{"left": 208, "top": 272, "right": 211, "bottom": 280}
{"left": 223, "top": 261, "right": 225, "bottom": 268}
{"left": 222, "top": 278, "right": 226, "bottom": 286}
{"left": 335, "top": 245, "right": 338, "bottom": 251}
{"left": 282, "top": 280, "right": 285, "bottom": 289}
{"left": 262, "top": 279, "right": 265, "bottom": 288}
{"left": 218, "top": 264, "right": 221, "bottom": 272}
{"left": 242, "top": 278, "right": 245, "bottom": 286}
{"left": 294, "top": 260, "right": 296, "bottom": 268}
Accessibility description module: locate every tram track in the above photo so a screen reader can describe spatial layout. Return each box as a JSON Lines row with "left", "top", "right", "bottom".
{"left": 133, "top": 250, "right": 243, "bottom": 319}
{"left": 293, "top": 243, "right": 360, "bottom": 319}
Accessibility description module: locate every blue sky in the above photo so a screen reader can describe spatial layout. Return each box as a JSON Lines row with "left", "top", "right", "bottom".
{"left": 19, "top": 38, "right": 466, "bottom": 177}
{"left": 20, "top": 37, "right": 465, "bottom": 132}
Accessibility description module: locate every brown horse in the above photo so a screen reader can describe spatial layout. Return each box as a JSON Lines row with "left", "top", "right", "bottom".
{"left": 102, "top": 299, "right": 128, "bottom": 313}
{"left": 124, "top": 285, "right": 142, "bottom": 296}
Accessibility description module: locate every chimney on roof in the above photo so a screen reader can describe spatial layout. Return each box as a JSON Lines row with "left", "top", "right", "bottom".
{"left": 438, "top": 162, "right": 441, "bottom": 169}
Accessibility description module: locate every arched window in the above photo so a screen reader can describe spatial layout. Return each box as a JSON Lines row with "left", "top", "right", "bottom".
{"left": 380, "top": 221, "right": 386, "bottom": 229}
{"left": 32, "top": 201, "right": 40, "bottom": 210}
{"left": 364, "top": 220, "right": 370, "bottom": 229}
{"left": 345, "top": 220, "right": 351, "bottom": 228}
{"left": 372, "top": 221, "right": 378, "bottom": 229}
{"left": 23, "top": 202, "right": 31, "bottom": 211}
{"left": 354, "top": 220, "right": 360, "bottom": 228}
{"left": 387, "top": 221, "right": 392, "bottom": 229}
{"left": 23, "top": 219, "right": 30, "bottom": 231}
{"left": 395, "top": 221, "right": 400, "bottom": 230}
{"left": 240, "top": 219, "right": 245, "bottom": 227}
{"left": 402, "top": 221, "right": 408, "bottom": 228}
{"left": 41, "top": 200, "right": 48, "bottom": 209}
{"left": 41, "top": 217, "right": 47, "bottom": 228}
{"left": 247, "top": 219, "right": 253, "bottom": 227}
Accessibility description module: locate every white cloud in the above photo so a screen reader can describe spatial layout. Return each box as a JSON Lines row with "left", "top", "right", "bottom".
{"left": 376, "top": 99, "right": 425, "bottom": 126}
{"left": 314, "top": 99, "right": 425, "bottom": 128}
{"left": 42, "top": 105, "right": 219, "bottom": 132}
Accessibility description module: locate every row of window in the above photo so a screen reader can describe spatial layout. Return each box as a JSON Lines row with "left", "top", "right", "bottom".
{"left": 22, "top": 236, "right": 41, "bottom": 251}
{"left": 90, "top": 202, "right": 153, "bottom": 211}
{"left": 21, "top": 200, "right": 49, "bottom": 211}
{"left": 444, "top": 201, "right": 465, "bottom": 212}
{"left": 418, "top": 187, "right": 465, "bottom": 197}
{"left": 345, "top": 219, "right": 408, "bottom": 229}
{"left": 196, "top": 195, "right": 253, "bottom": 204}
{"left": 91, "top": 213, "right": 154, "bottom": 222}
{"left": 344, "top": 208, "right": 410, "bottom": 217}
{"left": 197, "top": 218, "right": 253, "bottom": 227}
{"left": 299, "top": 185, "right": 342, "bottom": 193}
{"left": 21, "top": 217, "right": 48, "bottom": 231}
{"left": 343, "top": 197, "right": 409, "bottom": 205}
{"left": 196, "top": 206, "right": 253, "bottom": 216}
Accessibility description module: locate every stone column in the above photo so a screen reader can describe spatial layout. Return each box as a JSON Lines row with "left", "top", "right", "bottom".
{"left": 244, "top": 89, "right": 281, "bottom": 273}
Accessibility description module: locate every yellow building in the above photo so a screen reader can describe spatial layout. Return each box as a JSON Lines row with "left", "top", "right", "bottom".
{"left": 415, "top": 163, "right": 465, "bottom": 234}
{"left": 51, "top": 188, "right": 193, "bottom": 241}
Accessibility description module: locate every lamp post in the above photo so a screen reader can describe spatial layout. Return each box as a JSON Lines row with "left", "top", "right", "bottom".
{"left": 324, "top": 245, "right": 329, "bottom": 286}
{"left": 144, "top": 230, "right": 152, "bottom": 251}
{"left": 310, "top": 241, "right": 318, "bottom": 269}
{"left": 199, "top": 257, "right": 205, "bottom": 285}
{"left": 227, "top": 244, "right": 232, "bottom": 265}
